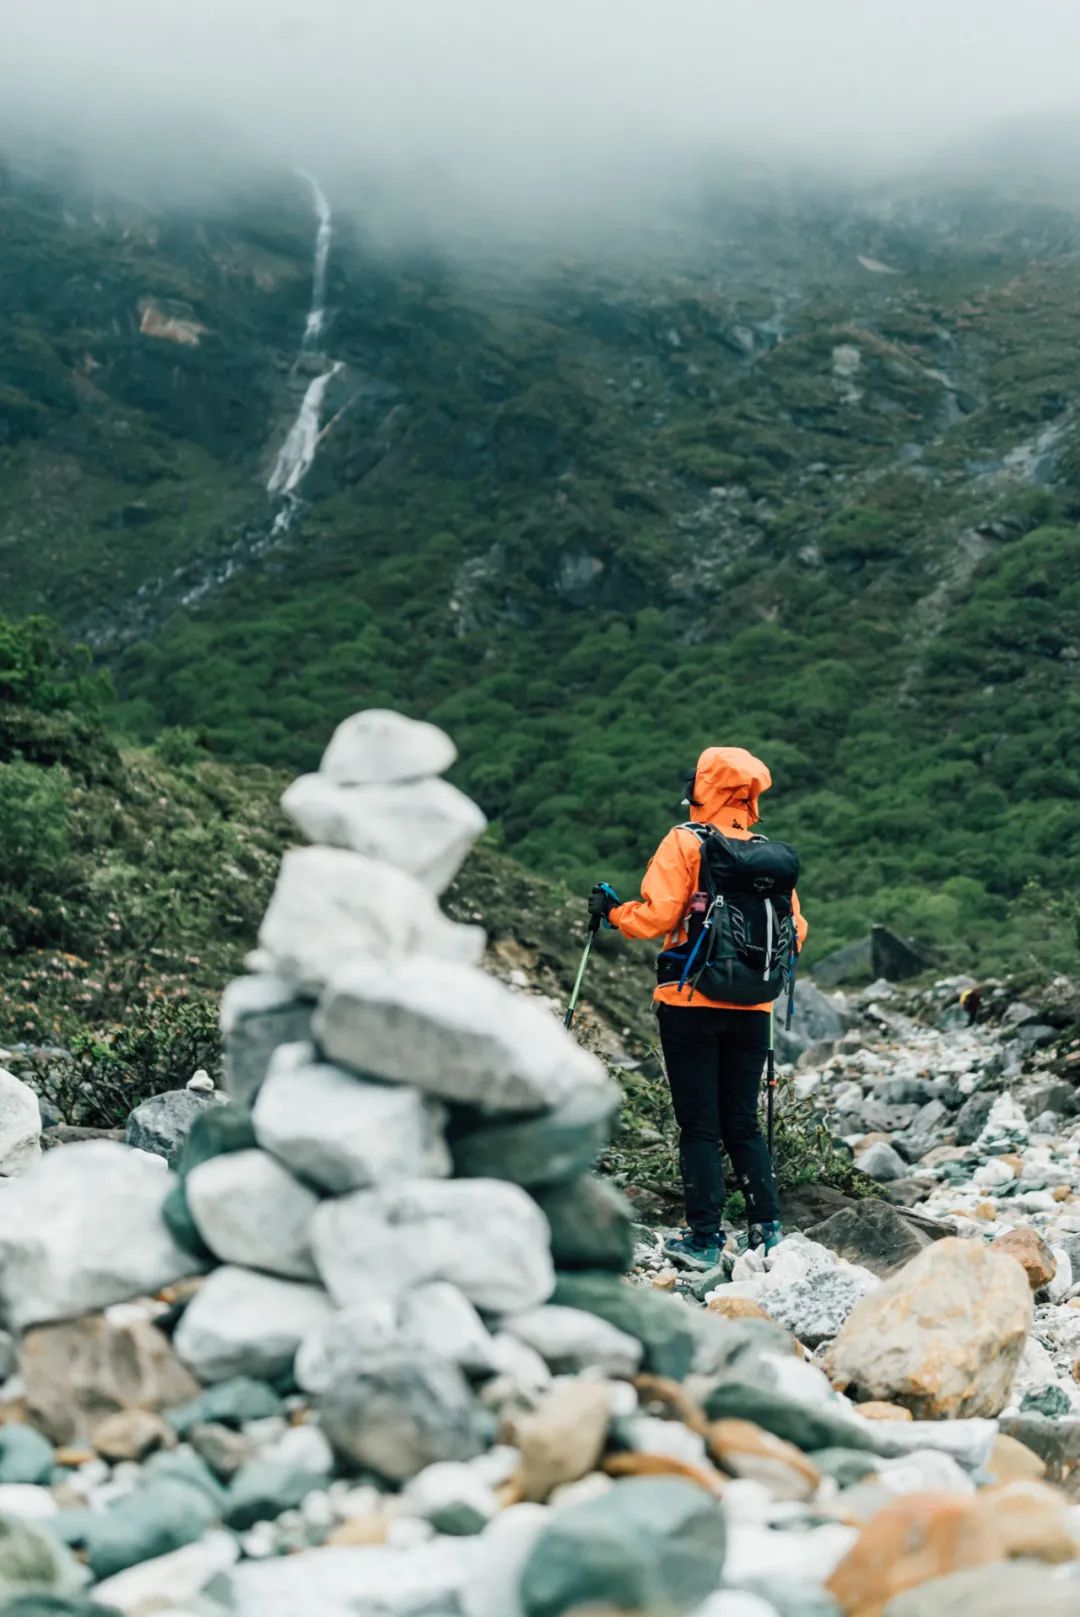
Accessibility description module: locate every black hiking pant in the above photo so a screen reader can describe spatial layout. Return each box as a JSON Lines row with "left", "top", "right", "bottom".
{"left": 657, "top": 1004, "right": 779, "bottom": 1234}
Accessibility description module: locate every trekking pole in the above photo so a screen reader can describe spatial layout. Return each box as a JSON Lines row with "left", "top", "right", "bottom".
{"left": 564, "top": 912, "right": 601, "bottom": 1031}
{"left": 766, "top": 1007, "right": 778, "bottom": 1159}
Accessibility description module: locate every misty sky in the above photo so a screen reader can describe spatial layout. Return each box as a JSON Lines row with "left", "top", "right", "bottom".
{"left": 5, "top": 0, "right": 1080, "bottom": 222}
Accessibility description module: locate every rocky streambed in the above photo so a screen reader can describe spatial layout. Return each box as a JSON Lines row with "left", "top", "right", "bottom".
{"left": 0, "top": 712, "right": 1078, "bottom": 1617}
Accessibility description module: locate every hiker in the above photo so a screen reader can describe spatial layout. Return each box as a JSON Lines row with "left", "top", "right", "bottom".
{"left": 588, "top": 746, "right": 806, "bottom": 1269}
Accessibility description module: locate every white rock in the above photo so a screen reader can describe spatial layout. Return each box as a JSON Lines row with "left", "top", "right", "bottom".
{"left": 282, "top": 774, "right": 486, "bottom": 894}
{"left": 485, "top": 1333, "right": 553, "bottom": 1401}
{"left": 259, "top": 846, "right": 484, "bottom": 996}
{"left": 0, "top": 1066, "right": 41, "bottom": 1175}
{"left": 0, "top": 1484, "right": 57, "bottom": 1519}
{"left": 173, "top": 1265, "right": 334, "bottom": 1383}
{"left": 692, "top": 1594, "right": 778, "bottom": 1617}
{"left": 315, "top": 957, "right": 607, "bottom": 1114}
{"left": 876, "top": 1449, "right": 975, "bottom": 1496}
{"left": 254, "top": 1043, "right": 450, "bottom": 1194}
{"left": 974, "top": 1158, "right": 1016, "bottom": 1190}
{"left": 861, "top": 1418, "right": 997, "bottom": 1467}
{"left": 312, "top": 1179, "right": 554, "bottom": 1316}
{"left": 547, "top": 1473, "right": 615, "bottom": 1510}
{"left": 403, "top": 1461, "right": 499, "bottom": 1533}
{"left": 616, "top": 1413, "right": 708, "bottom": 1466}
{"left": 260, "top": 1423, "right": 336, "bottom": 1477}
{"left": 722, "top": 1522, "right": 857, "bottom": 1585}
{"left": 0, "top": 1141, "right": 202, "bottom": 1331}
{"left": 320, "top": 709, "right": 457, "bottom": 785}
{"left": 501, "top": 1306, "right": 642, "bottom": 1378}
{"left": 93, "top": 1530, "right": 238, "bottom": 1615}
{"left": 186, "top": 1149, "right": 319, "bottom": 1280}
{"left": 187, "top": 1069, "right": 215, "bottom": 1093}
{"left": 295, "top": 1283, "right": 497, "bottom": 1395}
{"left": 461, "top": 1503, "right": 548, "bottom": 1617}
{"left": 294, "top": 1299, "right": 401, "bottom": 1395}
{"left": 224, "top": 1540, "right": 481, "bottom": 1617}
{"left": 400, "top": 1283, "right": 499, "bottom": 1377}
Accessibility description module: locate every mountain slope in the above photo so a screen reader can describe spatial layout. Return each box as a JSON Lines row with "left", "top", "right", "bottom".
{"left": 2, "top": 157, "right": 1079, "bottom": 970}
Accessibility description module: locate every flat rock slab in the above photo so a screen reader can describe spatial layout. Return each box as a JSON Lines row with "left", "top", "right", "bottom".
{"left": 316, "top": 957, "right": 607, "bottom": 1114}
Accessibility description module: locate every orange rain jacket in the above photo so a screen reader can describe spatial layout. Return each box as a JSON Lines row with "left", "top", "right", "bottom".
{"left": 608, "top": 745, "right": 807, "bottom": 1012}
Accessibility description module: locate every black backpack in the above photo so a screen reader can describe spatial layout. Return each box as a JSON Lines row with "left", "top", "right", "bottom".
{"left": 657, "top": 824, "right": 800, "bottom": 1007}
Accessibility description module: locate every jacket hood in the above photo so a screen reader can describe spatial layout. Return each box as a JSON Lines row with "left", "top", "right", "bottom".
{"left": 689, "top": 746, "right": 772, "bottom": 830}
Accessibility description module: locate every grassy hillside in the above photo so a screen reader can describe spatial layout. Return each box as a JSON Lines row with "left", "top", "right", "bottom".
{"left": 2, "top": 157, "right": 1079, "bottom": 973}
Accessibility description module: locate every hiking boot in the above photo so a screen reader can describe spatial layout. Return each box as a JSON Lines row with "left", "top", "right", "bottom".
{"left": 664, "top": 1230, "right": 722, "bottom": 1271}
{"left": 748, "top": 1220, "right": 783, "bottom": 1255}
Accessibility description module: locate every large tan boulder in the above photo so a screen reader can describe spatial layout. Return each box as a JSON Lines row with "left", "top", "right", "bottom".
{"left": 823, "top": 1237, "right": 1031, "bottom": 1420}
{"left": 20, "top": 1314, "right": 200, "bottom": 1446}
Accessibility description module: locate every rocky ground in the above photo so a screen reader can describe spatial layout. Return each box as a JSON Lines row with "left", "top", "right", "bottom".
{"left": 0, "top": 713, "right": 1079, "bottom": 1617}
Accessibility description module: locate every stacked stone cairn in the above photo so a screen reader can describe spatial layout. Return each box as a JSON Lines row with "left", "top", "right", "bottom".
{"left": 1, "top": 712, "right": 1080, "bottom": 1617}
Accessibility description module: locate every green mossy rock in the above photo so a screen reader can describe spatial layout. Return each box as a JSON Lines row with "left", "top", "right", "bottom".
{"left": 519, "top": 1478, "right": 726, "bottom": 1617}
{"left": 550, "top": 1272, "right": 696, "bottom": 1380}
{"left": 531, "top": 1176, "right": 634, "bottom": 1273}
{"left": 703, "top": 1380, "right": 878, "bottom": 1454}
{"left": 176, "top": 1104, "right": 258, "bottom": 1177}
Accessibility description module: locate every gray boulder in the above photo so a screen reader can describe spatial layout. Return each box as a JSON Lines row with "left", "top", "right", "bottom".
{"left": 0, "top": 1142, "right": 203, "bottom": 1332}
{"left": 311, "top": 1178, "right": 554, "bottom": 1315}
{"left": 320, "top": 1351, "right": 488, "bottom": 1483}
{"left": 518, "top": 1478, "right": 726, "bottom": 1617}
{"left": 501, "top": 1306, "right": 642, "bottom": 1377}
{"left": 316, "top": 956, "right": 608, "bottom": 1114}
{"left": 253, "top": 1042, "right": 449, "bottom": 1193}
{"left": 954, "top": 1090, "right": 994, "bottom": 1146}
{"left": 806, "top": 1199, "right": 951, "bottom": 1279}
{"left": 126, "top": 1089, "right": 220, "bottom": 1167}
{"left": 854, "top": 1141, "right": 907, "bottom": 1182}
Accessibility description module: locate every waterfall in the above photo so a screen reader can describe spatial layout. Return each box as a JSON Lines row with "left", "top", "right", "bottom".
{"left": 267, "top": 361, "right": 344, "bottom": 498}
{"left": 298, "top": 170, "right": 333, "bottom": 350}
{"left": 266, "top": 172, "right": 343, "bottom": 530}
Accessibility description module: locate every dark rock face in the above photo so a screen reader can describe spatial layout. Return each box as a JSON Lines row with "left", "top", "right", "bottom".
{"left": 954, "top": 1090, "right": 994, "bottom": 1146}
{"left": 806, "top": 1198, "right": 952, "bottom": 1279}
{"left": 813, "top": 925, "right": 931, "bottom": 987}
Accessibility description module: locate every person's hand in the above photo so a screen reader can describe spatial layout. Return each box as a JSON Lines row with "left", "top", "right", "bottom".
{"left": 588, "top": 882, "right": 620, "bottom": 928}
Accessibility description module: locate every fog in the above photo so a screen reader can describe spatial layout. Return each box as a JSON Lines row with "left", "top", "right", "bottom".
{"left": 4, "top": 0, "right": 1080, "bottom": 228}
